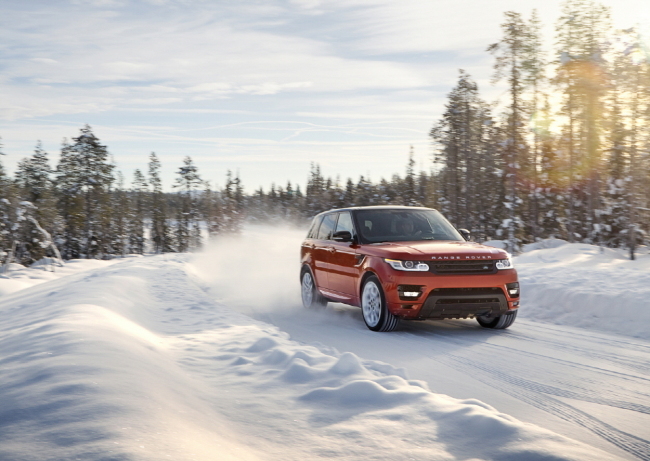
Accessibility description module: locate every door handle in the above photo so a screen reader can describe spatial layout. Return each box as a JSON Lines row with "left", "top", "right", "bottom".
{"left": 327, "top": 247, "right": 336, "bottom": 253}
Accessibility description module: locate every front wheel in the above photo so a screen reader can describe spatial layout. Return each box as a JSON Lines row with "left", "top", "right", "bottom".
{"left": 301, "top": 268, "right": 327, "bottom": 309}
{"left": 477, "top": 310, "right": 517, "bottom": 329}
{"left": 361, "top": 275, "right": 399, "bottom": 332}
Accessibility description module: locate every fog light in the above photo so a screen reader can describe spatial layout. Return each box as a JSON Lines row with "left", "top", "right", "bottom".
{"left": 398, "top": 285, "right": 424, "bottom": 301}
{"left": 506, "top": 282, "right": 520, "bottom": 298}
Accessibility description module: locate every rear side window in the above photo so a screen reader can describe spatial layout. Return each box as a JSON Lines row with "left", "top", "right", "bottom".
{"left": 316, "top": 213, "right": 337, "bottom": 240}
{"left": 307, "top": 216, "right": 323, "bottom": 239}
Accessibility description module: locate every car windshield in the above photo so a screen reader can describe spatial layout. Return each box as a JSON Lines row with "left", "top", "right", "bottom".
{"left": 355, "top": 209, "right": 463, "bottom": 243}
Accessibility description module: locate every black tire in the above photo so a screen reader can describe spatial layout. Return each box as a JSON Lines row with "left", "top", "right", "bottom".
{"left": 476, "top": 310, "right": 517, "bottom": 329}
{"left": 361, "top": 275, "right": 400, "bottom": 332}
{"left": 301, "top": 267, "right": 327, "bottom": 308}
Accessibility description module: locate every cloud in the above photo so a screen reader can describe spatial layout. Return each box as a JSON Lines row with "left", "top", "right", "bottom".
{"left": 1, "top": 0, "right": 644, "bottom": 192}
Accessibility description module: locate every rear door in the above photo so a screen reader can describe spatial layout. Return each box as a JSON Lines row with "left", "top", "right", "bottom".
{"left": 312, "top": 212, "right": 337, "bottom": 290}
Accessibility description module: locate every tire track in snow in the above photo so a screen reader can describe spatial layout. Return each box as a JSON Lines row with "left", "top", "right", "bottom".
{"left": 501, "top": 325, "right": 650, "bottom": 376}
{"left": 392, "top": 323, "right": 650, "bottom": 460}
{"left": 434, "top": 352, "right": 650, "bottom": 461}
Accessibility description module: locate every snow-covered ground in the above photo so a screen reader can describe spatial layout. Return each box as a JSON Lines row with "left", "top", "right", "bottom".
{"left": 0, "top": 258, "right": 123, "bottom": 297}
{"left": 1, "top": 227, "right": 649, "bottom": 460}
{"left": 516, "top": 241, "right": 650, "bottom": 340}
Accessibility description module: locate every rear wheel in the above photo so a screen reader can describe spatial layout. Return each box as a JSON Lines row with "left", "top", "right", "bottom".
{"left": 361, "top": 275, "right": 399, "bottom": 332}
{"left": 301, "top": 268, "right": 327, "bottom": 309}
{"left": 477, "top": 310, "right": 517, "bottom": 329}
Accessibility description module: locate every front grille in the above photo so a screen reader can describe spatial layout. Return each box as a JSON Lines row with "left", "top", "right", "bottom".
{"left": 418, "top": 287, "right": 508, "bottom": 320}
{"left": 429, "top": 260, "right": 496, "bottom": 275}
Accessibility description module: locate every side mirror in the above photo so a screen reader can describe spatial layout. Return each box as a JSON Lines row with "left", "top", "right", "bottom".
{"left": 332, "top": 230, "right": 353, "bottom": 242}
{"left": 458, "top": 229, "right": 470, "bottom": 241}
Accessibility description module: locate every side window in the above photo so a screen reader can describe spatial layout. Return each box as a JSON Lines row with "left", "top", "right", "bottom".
{"left": 316, "top": 213, "right": 337, "bottom": 240}
{"left": 307, "top": 216, "right": 323, "bottom": 239}
{"left": 335, "top": 212, "right": 354, "bottom": 235}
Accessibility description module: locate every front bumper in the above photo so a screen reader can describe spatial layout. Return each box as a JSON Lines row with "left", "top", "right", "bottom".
{"left": 379, "top": 270, "right": 519, "bottom": 320}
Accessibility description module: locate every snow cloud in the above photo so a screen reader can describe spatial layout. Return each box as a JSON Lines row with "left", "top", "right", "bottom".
{"left": 189, "top": 224, "right": 306, "bottom": 313}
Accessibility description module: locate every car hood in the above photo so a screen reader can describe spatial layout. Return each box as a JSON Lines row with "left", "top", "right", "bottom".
{"left": 360, "top": 241, "right": 509, "bottom": 260}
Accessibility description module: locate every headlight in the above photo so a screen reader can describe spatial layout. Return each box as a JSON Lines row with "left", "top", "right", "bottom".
{"left": 495, "top": 257, "right": 514, "bottom": 270}
{"left": 385, "top": 259, "right": 430, "bottom": 271}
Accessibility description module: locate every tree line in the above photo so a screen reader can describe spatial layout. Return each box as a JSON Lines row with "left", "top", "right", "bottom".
{"left": 431, "top": 1, "right": 650, "bottom": 258}
{"left": 0, "top": 125, "right": 248, "bottom": 266}
{"left": 1, "top": 0, "right": 648, "bottom": 266}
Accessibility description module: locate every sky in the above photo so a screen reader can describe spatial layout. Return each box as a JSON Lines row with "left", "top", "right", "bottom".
{"left": 0, "top": 0, "right": 648, "bottom": 192}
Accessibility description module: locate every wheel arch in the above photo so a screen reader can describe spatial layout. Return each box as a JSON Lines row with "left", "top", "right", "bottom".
{"left": 300, "top": 263, "right": 314, "bottom": 281}
{"left": 359, "top": 269, "right": 380, "bottom": 299}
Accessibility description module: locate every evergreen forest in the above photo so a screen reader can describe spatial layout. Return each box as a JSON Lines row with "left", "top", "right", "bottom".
{"left": 1, "top": 0, "right": 649, "bottom": 267}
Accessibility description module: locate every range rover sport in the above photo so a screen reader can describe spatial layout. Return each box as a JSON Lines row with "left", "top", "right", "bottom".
{"left": 300, "top": 206, "right": 520, "bottom": 332}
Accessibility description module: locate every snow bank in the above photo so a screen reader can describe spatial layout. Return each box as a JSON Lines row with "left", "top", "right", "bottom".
{"left": 0, "top": 258, "right": 122, "bottom": 298}
{"left": 515, "top": 240, "right": 650, "bottom": 340}
{"left": 0, "top": 248, "right": 625, "bottom": 460}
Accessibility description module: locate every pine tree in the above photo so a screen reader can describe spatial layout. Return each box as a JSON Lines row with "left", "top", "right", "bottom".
{"left": 56, "top": 125, "right": 114, "bottom": 259}
{"left": 204, "top": 181, "right": 224, "bottom": 236}
{"left": 522, "top": 10, "right": 548, "bottom": 240}
{"left": 174, "top": 156, "right": 203, "bottom": 251}
{"left": 536, "top": 96, "right": 565, "bottom": 238}
{"left": 55, "top": 138, "right": 85, "bottom": 259}
{"left": 148, "top": 153, "right": 173, "bottom": 253}
{"left": 14, "top": 141, "right": 58, "bottom": 263}
{"left": 304, "top": 163, "right": 326, "bottom": 215}
{"left": 431, "top": 70, "right": 498, "bottom": 239}
{"left": 355, "top": 176, "right": 374, "bottom": 206}
{"left": 488, "top": 11, "right": 529, "bottom": 252}
{"left": 0, "top": 143, "right": 14, "bottom": 264}
{"left": 129, "top": 169, "right": 148, "bottom": 254}
{"left": 403, "top": 146, "right": 418, "bottom": 206}
{"left": 112, "top": 171, "right": 130, "bottom": 256}
{"left": 221, "top": 170, "right": 244, "bottom": 235}
{"left": 554, "top": 0, "right": 611, "bottom": 243}
{"left": 603, "top": 27, "right": 650, "bottom": 257}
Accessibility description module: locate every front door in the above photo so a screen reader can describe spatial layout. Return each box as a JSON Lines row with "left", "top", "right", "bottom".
{"left": 328, "top": 211, "right": 359, "bottom": 298}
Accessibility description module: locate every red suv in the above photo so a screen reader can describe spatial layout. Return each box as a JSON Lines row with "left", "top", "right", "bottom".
{"left": 300, "top": 206, "right": 519, "bottom": 332}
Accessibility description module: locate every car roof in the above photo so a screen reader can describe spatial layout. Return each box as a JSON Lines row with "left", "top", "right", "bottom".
{"left": 314, "top": 205, "right": 437, "bottom": 218}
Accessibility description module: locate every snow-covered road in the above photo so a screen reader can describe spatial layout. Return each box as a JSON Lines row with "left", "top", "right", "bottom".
{"left": 243, "top": 304, "right": 650, "bottom": 461}
{"left": 1, "top": 226, "right": 649, "bottom": 460}
{"left": 192, "top": 226, "right": 650, "bottom": 461}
